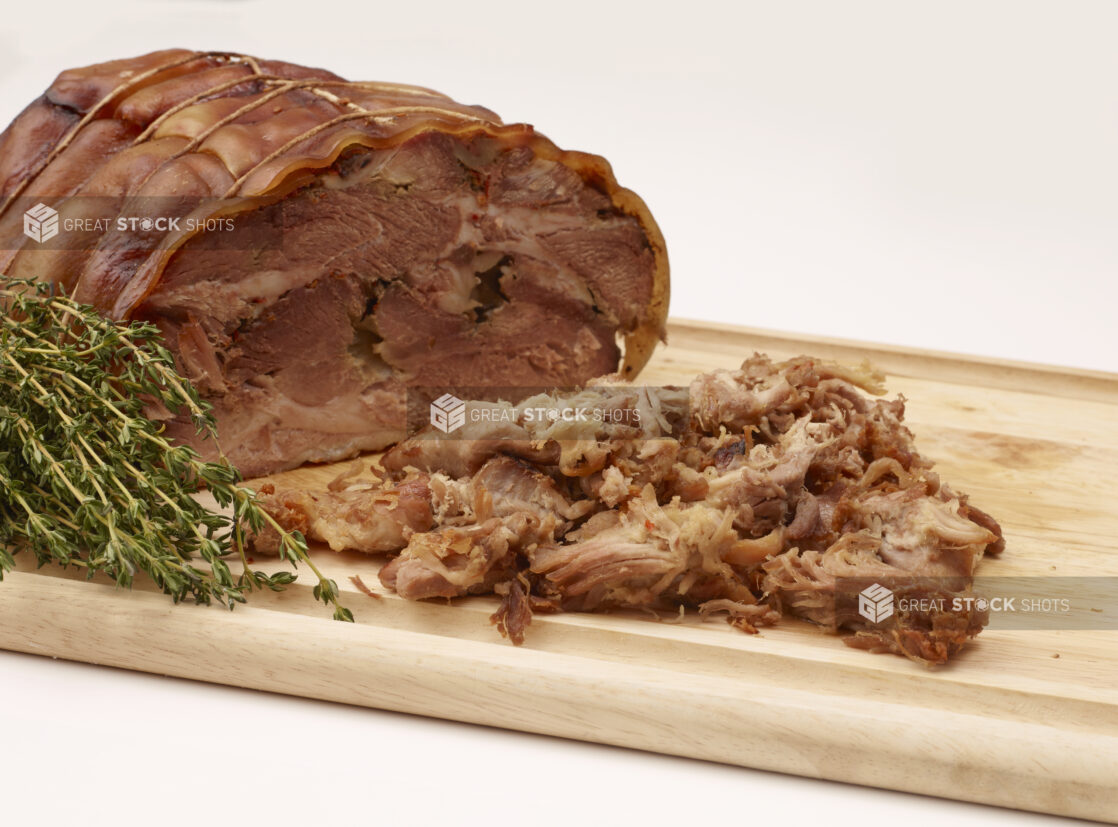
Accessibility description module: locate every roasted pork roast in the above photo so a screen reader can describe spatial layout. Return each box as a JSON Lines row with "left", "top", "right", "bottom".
{"left": 0, "top": 50, "right": 668, "bottom": 475}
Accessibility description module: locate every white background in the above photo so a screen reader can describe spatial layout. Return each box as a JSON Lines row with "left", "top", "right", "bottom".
{"left": 0, "top": 2, "right": 1112, "bottom": 825}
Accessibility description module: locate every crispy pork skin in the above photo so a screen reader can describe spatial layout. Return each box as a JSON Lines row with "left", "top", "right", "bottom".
{"left": 0, "top": 50, "right": 669, "bottom": 475}
{"left": 259, "top": 354, "right": 1004, "bottom": 664}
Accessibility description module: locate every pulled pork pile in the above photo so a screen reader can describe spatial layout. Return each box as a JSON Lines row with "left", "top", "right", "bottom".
{"left": 256, "top": 354, "right": 1004, "bottom": 664}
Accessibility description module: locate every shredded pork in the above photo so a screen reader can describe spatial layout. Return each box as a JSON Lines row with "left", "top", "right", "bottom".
{"left": 256, "top": 354, "right": 1003, "bottom": 664}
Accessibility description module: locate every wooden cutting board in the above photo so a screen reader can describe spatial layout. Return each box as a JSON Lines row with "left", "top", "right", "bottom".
{"left": 2, "top": 320, "right": 1116, "bottom": 822}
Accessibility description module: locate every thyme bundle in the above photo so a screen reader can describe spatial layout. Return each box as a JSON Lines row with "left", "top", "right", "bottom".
{"left": 0, "top": 276, "right": 352, "bottom": 621}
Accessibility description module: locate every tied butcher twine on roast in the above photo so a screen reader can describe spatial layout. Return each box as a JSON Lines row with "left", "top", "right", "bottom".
{"left": 0, "top": 50, "right": 669, "bottom": 476}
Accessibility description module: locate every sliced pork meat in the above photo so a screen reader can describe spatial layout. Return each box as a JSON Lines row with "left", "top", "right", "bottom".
{"left": 258, "top": 353, "right": 1004, "bottom": 664}
{"left": 0, "top": 50, "right": 669, "bottom": 476}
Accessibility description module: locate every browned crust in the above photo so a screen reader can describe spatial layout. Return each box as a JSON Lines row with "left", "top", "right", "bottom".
{"left": 0, "top": 50, "right": 668, "bottom": 376}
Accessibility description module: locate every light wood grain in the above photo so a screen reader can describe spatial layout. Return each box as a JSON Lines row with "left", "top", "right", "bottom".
{"left": 2, "top": 321, "right": 1117, "bottom": 822}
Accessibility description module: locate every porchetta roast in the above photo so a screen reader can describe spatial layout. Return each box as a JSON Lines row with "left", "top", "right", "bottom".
{"left": 0, "top": 51, "right": 1004, "bottom": 664}
{"left": 0, "top": 50, "right": 668, "bottom": 475}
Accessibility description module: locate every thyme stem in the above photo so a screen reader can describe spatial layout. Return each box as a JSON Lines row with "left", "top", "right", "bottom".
{"left": 0, "top": 276, "right": 352, "bottom": 621}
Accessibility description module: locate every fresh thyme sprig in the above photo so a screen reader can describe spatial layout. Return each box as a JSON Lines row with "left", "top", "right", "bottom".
{"left": 0, "top": 276, "right": 352, "bottom": 621}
